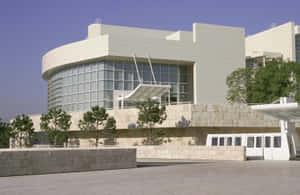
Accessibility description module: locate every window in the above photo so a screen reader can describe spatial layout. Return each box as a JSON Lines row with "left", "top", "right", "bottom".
{"left": 274, "top": 136, "right": 281, "bottom": 148}
{"left": 227, "top": 137, "right": 232, "bottom": 146}
{"left": 219, "top": 137, "right": 224, "bottom": 146}
{"left": 265, "top": 136, "right": 271, "bottom": 148}
{"left": 247, "top": 137, "right": 254, "bottom": 148}
{"left": 256, "top": 137, "right": 262, "bottom": 148}
{"left": 212, "top": 137, "right": 218, "bottom": 146}
{"left": 235, "top": 137, "right": 241, "bottom": 146}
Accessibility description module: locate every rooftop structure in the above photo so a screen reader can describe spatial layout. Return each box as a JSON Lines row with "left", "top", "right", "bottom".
{"left": 246, "top": 22, "right": 300, "bottom": 67}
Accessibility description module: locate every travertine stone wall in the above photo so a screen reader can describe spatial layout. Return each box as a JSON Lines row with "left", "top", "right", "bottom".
{"left": 135, "top": 146, "right": 246, "bottom": 161}
{"left": 0, "top": 148, "right": 136, "bottom": 177}
{"left": 31, "top": 104, "right": 281, "bottom": 132}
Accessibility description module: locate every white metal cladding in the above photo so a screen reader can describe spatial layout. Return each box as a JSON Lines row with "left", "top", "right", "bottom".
{"left": 251, "top": 103, "right": 300, "bottom": 121}
{"left": 118, "top": 84, "right": 171, "bottom": 102}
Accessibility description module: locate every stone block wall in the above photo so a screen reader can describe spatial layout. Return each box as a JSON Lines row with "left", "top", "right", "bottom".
{"left": 134, "top": 146, "right": 246, "bottom": 161}
{"left": 0, "top": 148, "right": 136, "bottom": 177}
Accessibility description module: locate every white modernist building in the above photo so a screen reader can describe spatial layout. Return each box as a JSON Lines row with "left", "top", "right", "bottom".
{"left": 27, "top": 21, "right": 300, "bottom": 160}
{"left": 246, "top": 22, "right": 300, "bottom": 67}
{"left": 42, "top": 22, "right": 245, "bottom": 112}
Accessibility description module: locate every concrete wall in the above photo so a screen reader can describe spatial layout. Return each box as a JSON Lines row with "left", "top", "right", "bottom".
{"left": 0, "top": 148, "right": 136, "bottom": 177}
{"left": 135, "top": 146, "right": 246, "bottom": 161}
{"left": 246, "top": 22, "right": 296, "bottom": 61}
{"left": 193, "top": 23, "right": 245, "bottom": 104}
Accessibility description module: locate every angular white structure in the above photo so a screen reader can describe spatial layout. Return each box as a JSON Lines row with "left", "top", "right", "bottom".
{"left": 42, "top": 22, "right": 245, "bottom": 112}
{"left": 246, "top": 22, "right": 300, "bottom": 67}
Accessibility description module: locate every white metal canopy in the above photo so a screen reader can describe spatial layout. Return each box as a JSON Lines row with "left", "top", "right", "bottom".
{"left": 118, "top": 84, "right": 171, "bottom": 102}
{"left": 251, "top": 103, "right": 300, "bottom": 121}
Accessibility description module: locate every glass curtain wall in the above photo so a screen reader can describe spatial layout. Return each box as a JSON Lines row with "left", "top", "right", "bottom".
{"left": 48, "top": 60, "right": 192, "bottom": 112}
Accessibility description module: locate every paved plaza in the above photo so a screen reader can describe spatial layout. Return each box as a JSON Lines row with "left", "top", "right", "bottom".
{"left": 1, "top": 159, "right": 300, "bottom": 195}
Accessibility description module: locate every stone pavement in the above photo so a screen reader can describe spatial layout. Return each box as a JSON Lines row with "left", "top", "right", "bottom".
{"left": 1, "top": 159, "right": 300, "bottom": 195}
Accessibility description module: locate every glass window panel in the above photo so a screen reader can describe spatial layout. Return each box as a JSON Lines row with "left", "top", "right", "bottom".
{"left": 212, "top": 137, "right": 218, "bottom": 146}
{"left": 91, "top": 63, "right": 97, "bottom": 71}
{"left": 79, "top": 74, "right": 84, "bottom": 83}
{"left": 143, "top": 71, "right": 152, "bottom": 82}
{"left": 98, "top": 62, "right": 104, "bottom": 70}
{"left": 115, "top": 71, "right": 123, "bottom": 81}
{"left": 256, "top": 137, "right": 262, "bottom": 148}
{"left": 98, "top": 81, "right": 104, "bottom": 90}
{"left": 104, "top": 70, "right": 113, "bottom": 80}
{"left": 115, "top": 81, "right": 123, "bottom": 90}
{"left": 235, "top": 137, "right": 241, "bottom": 146}
{"left": 72, "top": 75, "right": 77, "bottom": 84}
{"left": 98, "top": 101, "right": 104, "bottom": 108}
{"left": 161, "top": 72, "right": 168, "bottom": 82}
{"left": 265, "top": 137, "right": 271, "bottom": 148}
{"left": 91, "top": 72, "right": 97, "bottom": 81}
{"left": 85, "top": 72, "right": 91, "bottom": 82}
{"left": 134, "top": 81, "right": 139, "bottom": 89}
{"left": 124, "top": 81, "right": 133, "bottom": 90}
{"left": 98, "top": 71, "right": 104, "bottom": 80}
{"left": 85, "top": 65, "right": 91, "bottom": 72}
{"left": 91, "top": 92, "right": 97, "bottom": 101}
{"left": 104, "top": 101, "right": 113, "bottom": 109}
{"left": 72, "top": 85, "right": 78, "bottom": 93}
{"left": 91, "top": 101, "right": 97, "bottom": 107}
{"left": 91, "top": 82, "right": 97, "bottom": 91}
{"left": 161, "top": 65, "right": 168, "bottom": 72}
{"left": 72, "top": 67, "right": 78, "bottom": 74}
{"left": 104, "top": 63, "right": 114, "bottom": 70}
{"left": 247, "top": 137, "right": 254, "bottom": 148}
{"left": 227, "top": 137, "right": 232, "bottom": 146}
{"left": 104, "top": 81, "right": 113, "bottom": 90}
{"left": 79, "top": 84, "right": 84, "bottom": 92}
{"left": 104, "top": 91, "right": 113, "bottom": 100}
{"left": 115, "top": 63, "right": 123, "bottom": 70}
{"left": 98, "top": 91, "right": 104, "bottom": 100}
{"left": 79, "top": 66, "right": 85, "bottom": 73}
{"left": 85, "top": 83, "right": 91, "bottom": 91}
{"left": 85, "top": 93, "right": 90, "bottom": 101}
{"left": 219, "top": 137, "right": 225, "bottom": 146}
{"left": 274, "top": 136, "right": 281, "bottom": 148}
{"left": 125, "top": 71, "right": 133, "bottom": 81}
{"left": 72, "top": 94, "right": 77, "bottom": 103}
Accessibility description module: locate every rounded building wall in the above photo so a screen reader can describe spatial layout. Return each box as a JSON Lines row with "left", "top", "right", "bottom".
{"left": 47, "top": 60, "right": 193, "bottom": 112}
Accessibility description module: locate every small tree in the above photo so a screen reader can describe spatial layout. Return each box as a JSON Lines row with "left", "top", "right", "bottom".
{"left": 11, "top": 114, "right": 35, "bottom": 147}
{"left": 78, "top": 106, "right": 108, "bottom": 147}
{"left": 136, "top": 98, "right": 167, "bottom": 145}
{"left": 0, "top": 118, "right": 12, "bottom": 148}
{"left": 40, "top": 108, "right": 72, "bottom": 147}
{"left": 103, "top": 117, "right": 117, "bottom": 145}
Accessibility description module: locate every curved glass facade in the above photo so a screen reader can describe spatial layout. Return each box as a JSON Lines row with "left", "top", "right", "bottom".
{"left": 48, "top": 60, "right": 192, "bottom": 112}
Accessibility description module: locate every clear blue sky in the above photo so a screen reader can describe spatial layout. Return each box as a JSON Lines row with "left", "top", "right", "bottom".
{"left": 0, "top": 0, "right": 300, "bottom": 121}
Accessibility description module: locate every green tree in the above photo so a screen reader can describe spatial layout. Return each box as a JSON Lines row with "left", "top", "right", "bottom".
{"left": 136, "top": 98, "right": 167, "bottom": 145}
{"left": 11, "top": 114, "right": 35, "bottom": 147}
{"left": 0, "top": 118, "right": 12, "bottom": 148}
{"left": 40, "top": 108, "right": 72, "bottom": 147}
{"left": 103, "top": 117, "right": 117, "bottom": 145}
{"left": 78, "top": 106, "right": 109, "bottom": 147}
{"left": 226, "top": 67, "right": 254, "bottom": 104}
{"left": 227, "top": 60, "right": 299, "bottom": 104}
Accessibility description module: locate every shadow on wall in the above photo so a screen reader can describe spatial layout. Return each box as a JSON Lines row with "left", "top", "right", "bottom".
{"left": 175, "top": 116, "right": 191, "bottom": 128}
